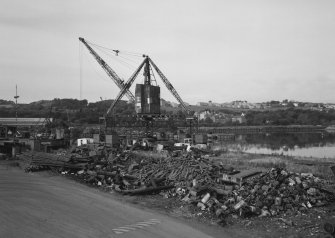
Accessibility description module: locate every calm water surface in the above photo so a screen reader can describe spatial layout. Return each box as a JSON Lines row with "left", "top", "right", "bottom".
{"left": 213, "top": 132, "right": 335, "bottom": 159}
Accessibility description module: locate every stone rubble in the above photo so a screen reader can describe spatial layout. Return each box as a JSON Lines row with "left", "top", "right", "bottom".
{"left": 20, "top": 145, "right": 334, "bottom": 221}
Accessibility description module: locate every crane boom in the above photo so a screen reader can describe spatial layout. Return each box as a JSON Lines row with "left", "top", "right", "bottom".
{"left": 148, "top": 58, "right": 189, "bottom": 113}
{"left": 79, "top": 37, "right": 135, "bottom": 102}
{"left": 106, "top": 57, "right": 147, "bottom": 116}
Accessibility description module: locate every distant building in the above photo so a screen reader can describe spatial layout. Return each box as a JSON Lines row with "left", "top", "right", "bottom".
{"left": 0, "top": 118, "right": 52, "bottom": 127}
{"left": 197, "top": 102, "right": 209, "bottom": 107}
{"left": 325, "top": 104, "right": 335, "bottom": 109}
{"left": 170, "top": 102, "right": 179, "bottom": 108}
{"left": 231, "top": 114, "right": 246, "bottom": 124}
{"left": 197, "top": 101, "right": 221, "bottom": 107}
{"left": 220, "top": 102, "right": 232, "bottom": 108}
{"left": 198, "top": 110, "right": 211, "bottom": 120}
{"left": 213, "top": 113, "right": 230, "bottom": 124}
{"left": 254, "top": 103, "right": 263, "bottom": 109}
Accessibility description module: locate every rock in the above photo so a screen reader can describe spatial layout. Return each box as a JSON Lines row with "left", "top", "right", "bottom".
{"left": 201, "top": 193, "right": 210, "bottom": 203}
{"left": 307, "top": 188, "right": 318, "bottom": 196}
{"left": 288, "top": 178, "right": 296, "bottom": 186}
{"left": 182, "top": 194, "right": 190, "bottom": 202}
{"left": 295, "top": 177, "right": 301, "bottom": 184}
{"left": 234, "top": 200, "right": 247, "bottom": 210}
{"left": 249, "top": 206, "right": 261, "bottom": 215}
{"left": 274, "top": 197, "right": 282, "bottom": 206}
{"left": 215, "top": 208, "right": 223, "bottom": 217}
{"left": 259, "top": 209, "right": 271, "bottom": 217}
{"left": 77, "top": 170, "right": 85, "bottom": 175}
{"left": 189, "top": 190, "right": 197, "bottom": 197}
{"left": 197, "top": 202, "right": 206, "bottom": 210}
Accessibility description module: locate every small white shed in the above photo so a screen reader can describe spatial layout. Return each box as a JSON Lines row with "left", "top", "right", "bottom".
{"left": 77, "top": 138, "right": 94, "bottom": 146}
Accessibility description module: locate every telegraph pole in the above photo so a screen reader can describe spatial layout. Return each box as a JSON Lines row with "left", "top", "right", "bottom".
{"left": 12, "top": 85, "right": 19, "bottom": 158}
{"left": 14, "top": 85, "right": 19, "bottom": 130}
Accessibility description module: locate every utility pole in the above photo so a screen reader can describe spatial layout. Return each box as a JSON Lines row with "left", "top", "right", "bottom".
{"left": 13, "top": 85, "right": 19, "bottom": 158}
{"left": 14, "top": 85, "right": 19, "bottom": 131}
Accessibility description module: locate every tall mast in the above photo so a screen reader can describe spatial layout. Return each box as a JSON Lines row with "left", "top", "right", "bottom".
{"left": 14, "top": 85, "right": 19, "bottom": 136}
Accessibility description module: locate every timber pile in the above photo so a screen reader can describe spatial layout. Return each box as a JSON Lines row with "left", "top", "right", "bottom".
{"left": 19, "top": 147, "right": 334, "bottom": 220}
{"left": 75, "top": 152, "right": 334, "bottom": 219}
{"left": 49, "top": 148, "right": 232, "bottom": 196}
{"left": 19, "top": 151, "right": 88, "bottom": 171}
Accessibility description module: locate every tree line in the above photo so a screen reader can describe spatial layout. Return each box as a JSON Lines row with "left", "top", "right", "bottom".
{"left": 245, "top": 108, "right": 335, "bottom": 126}
{"left": 1, "top": 99, "right": 335, "bottom": 126}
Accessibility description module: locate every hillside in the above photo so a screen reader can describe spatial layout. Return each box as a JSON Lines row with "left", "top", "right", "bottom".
{"left": 1, "top": 98, "right": 335, "bottom": 126}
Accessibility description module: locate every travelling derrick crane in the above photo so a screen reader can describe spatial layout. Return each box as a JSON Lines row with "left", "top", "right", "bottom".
{"left": 106, "top": 55, "right": 190, "bottom": 117}
{"left": 79, "top": 37, "right": 135, "bottom": 102}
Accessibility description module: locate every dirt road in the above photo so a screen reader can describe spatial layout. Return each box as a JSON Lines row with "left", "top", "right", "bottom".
{"left": 0, "top": 164, "right": 232, "bottom": 238}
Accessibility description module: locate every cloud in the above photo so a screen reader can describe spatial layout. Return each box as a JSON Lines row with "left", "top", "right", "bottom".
{"left": 1, "top": 0, "right": 335, "bottom": 104}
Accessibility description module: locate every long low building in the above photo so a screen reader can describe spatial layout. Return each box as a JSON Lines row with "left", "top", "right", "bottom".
{"left": 0, "top": 118, "right": 52, "bottom": 127}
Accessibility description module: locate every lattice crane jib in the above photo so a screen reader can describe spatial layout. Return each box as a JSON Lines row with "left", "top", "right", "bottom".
{"left": 79, "top": 37, "right": 135, "bottom": 102}
{"left": 106, "top": 57, "right": 147, "bottom": 116}
{"left": 147, "top": 57, "right": 190, "bottom": 114}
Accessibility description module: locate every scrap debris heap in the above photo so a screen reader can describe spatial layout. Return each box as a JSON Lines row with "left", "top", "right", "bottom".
{"left": 20, "top": 145, "right": 334, "bottom": 220}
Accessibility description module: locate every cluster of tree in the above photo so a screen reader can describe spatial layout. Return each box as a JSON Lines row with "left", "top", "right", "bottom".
{"left": 52, "top": 98, "right": 88, "bottom": 109}
{"left": 1, "top": 98, "right": 335, "bottom": 126}
{"left": 245, "top": 108, "right": 335, "bottom": 126}
{"left": 0, "top": 98, "right": 135, "bottom": 125}
{"left": 0, "top": 99, "right": 14, "bottom": 105}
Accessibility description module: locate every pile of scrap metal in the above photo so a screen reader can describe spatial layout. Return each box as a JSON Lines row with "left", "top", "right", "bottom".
{"left": 69, "top": 149, "right": 225, "bottom": 195}
{"left": 181, "top": 168, "right": 335, "bottom": 220}
{"left": 72, "top": 152, "right": 335, "bottom": 219}
{"left": 19, "top": 146, "right": 334, "bottom": 220}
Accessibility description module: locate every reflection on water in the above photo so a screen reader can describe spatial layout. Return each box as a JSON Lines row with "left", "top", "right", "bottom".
{"left": 213, "top": 132, "right": 335, "bottom": 159}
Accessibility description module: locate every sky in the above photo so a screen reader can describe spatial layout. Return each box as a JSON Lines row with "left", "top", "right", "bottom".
{"left": 1, "top": 0, "right": 335, "bottom": 105}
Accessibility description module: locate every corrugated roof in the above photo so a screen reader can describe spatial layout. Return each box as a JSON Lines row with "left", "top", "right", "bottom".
{"left": 0, "top": 118, "right": 52, "bottom": 126}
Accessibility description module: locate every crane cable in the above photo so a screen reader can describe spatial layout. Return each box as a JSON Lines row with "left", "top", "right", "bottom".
{"left": 79, "top": 41, "right": 83, "bottom": 100}
{"left": 94, "top": 47, "right": 135, "bottom": 70}
{"left": 79, "top": 40, "right": 141, "bottom": 96}
{"left": 86, "top": 40, "right": 144, "bottom": 57}
{"left": 90, "top": 43, "right": 139, "bottom": 70}
{"left": 149, "top": 64, "right": 158, "bottom": 86}
{"left": 84, "top": 40, "right": 147, "bottom": 78}
{"left": 81, "top": 44, "right": 119, "bottom": 83}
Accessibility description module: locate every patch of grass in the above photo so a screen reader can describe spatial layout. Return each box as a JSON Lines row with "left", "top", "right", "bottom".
{"left": 248, "top": 157, "right": 287, "bottom": 169}
{"left": 212, "top": 151, "right": 335, "bottom": 179}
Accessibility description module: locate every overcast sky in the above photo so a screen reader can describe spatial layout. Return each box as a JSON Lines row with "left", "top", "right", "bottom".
{"left": 1, "top": 0, "right": 335, "bottom": 104}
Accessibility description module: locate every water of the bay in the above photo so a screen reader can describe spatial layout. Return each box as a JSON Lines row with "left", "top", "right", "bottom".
{"left": 213, "top": 132, "right": 335, "bottom": 159}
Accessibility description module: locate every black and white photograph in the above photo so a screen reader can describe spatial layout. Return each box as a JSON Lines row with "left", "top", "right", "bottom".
{"left": 1, "top": 1, "right": 335, "bottom": 237}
